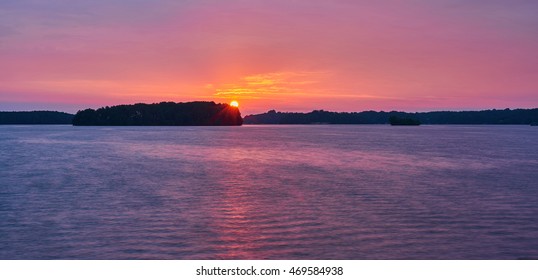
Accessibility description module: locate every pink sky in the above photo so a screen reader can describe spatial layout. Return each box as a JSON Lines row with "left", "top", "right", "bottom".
{"left": 1, "top": 0, "right": 537, "bottom": 114}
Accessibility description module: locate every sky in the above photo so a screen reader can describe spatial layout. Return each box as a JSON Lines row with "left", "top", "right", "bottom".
{"left": 1, "top": 0, "right": 537, "bottom": 114}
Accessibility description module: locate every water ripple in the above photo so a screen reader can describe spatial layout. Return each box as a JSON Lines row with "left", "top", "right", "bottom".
{"left": 0, "top": 125, "right": 537, "bottom": 259}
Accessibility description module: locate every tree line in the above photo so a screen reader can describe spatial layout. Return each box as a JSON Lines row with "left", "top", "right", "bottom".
{"left": 0, "top": 111, "right": 74, "bottom": 124}
{"left": 243, "top": 108, "right": 538, "bottom": 125}
{"left": 72, "top": 101, "right": 243, "bottom": 126}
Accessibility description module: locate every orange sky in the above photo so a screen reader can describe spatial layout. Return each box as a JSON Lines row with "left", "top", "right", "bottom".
{"left": 1, "top": 1, "right": 537, "bottom": 114}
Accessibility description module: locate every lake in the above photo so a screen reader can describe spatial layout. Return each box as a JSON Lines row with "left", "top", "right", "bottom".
{"left": 0, "top": 125, "right": 537, "bottom": 259}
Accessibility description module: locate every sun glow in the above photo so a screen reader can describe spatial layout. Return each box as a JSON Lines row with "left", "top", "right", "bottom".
{"left": 230, "top": 100, "right": 239, "bottom": 107}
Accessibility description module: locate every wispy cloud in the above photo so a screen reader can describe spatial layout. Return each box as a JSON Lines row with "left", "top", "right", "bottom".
{"left": 214, "top": 71, "right": 327, "bottom": 99}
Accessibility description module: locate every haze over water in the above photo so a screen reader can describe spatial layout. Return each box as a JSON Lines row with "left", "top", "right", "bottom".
{"left": 1, "top": 125, "right": 537, "bottom": 259}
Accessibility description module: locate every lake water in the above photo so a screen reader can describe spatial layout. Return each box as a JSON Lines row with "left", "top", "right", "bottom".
{"left": 0, "top": 125, "right": 537, "bottom": 259}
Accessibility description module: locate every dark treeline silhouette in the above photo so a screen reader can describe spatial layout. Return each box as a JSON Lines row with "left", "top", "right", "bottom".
{"left": 244, "top": 108, "right": 538, "bottom": 125}
{"left": 0, "top": 111, "right": 74, "bottom": 124}
{"left": 389, "top": 116, "right": 420, "bottom": 126}
{"left": 72, "top": 101, "right": 243, "bottom": 126}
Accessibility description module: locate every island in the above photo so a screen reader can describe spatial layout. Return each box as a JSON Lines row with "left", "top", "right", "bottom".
{"left": 0, "top": 111, "right": 74, "bottom": 125}
{"left": 72, "top": 101, "right": 243, "bottom": 126}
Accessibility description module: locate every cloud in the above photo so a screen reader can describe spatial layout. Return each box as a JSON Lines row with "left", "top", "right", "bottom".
{"left": 1, "top": 0, "right": 537, "bottom": 112}
{"left": 213, "top": 71, "right": 327, "bottom": 99}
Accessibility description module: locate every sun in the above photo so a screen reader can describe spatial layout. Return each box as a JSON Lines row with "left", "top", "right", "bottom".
{"left": 230, "top": 100, "right": 239, "bottom": 107}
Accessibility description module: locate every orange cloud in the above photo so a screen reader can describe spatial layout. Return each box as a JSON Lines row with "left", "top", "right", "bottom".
{"left": 213, "top": 71, "right": 327, "bottom": 99}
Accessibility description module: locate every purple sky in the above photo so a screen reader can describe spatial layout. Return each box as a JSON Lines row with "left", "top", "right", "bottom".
{"left": 1, "top": 0, "right": 537, "bottom": 114}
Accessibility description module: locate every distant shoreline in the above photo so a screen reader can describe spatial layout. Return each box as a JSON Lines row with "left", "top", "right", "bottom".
{"left": 0, "top": 111, "right": 74, "bottom": 125}
{"left": 244, "top": 108, "right": 538, "bottom": 125}
{"left": 1, "top": 106, "right": 537, "bottom": 125}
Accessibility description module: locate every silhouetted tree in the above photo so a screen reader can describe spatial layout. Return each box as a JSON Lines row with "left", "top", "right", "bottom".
{"left": 72, "top": 101, "right": 243, "bottom": 126}
{"left": 0, "top": 111, "right": 74, "bottom": 124}
{"left": 389, "top": 116, "right": 420, "bottom": 126}
{"left": 243, "top": 108, "right": 538, "bottom": 125}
